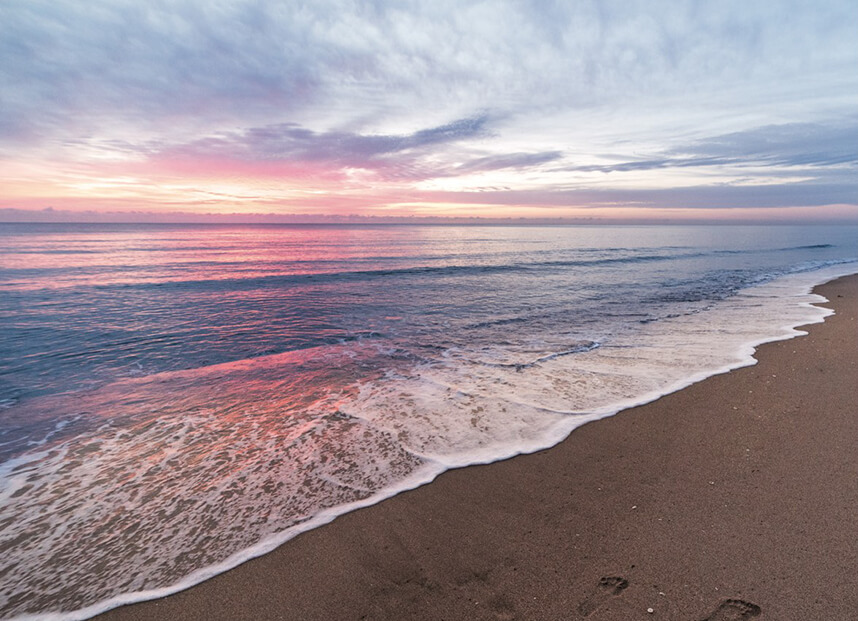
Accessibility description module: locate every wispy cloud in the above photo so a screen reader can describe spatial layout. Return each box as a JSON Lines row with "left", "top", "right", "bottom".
{"left": 1, "top": 0, "right": 857, "bottom": 219}
{"left": 103, "top": 115, "right": 569, "bottom": 183}
{"left": 565, "top": 121, "right": 858, "bottom": 173}
{"left": 422, "top": 181, "right": 858, "bottom": 210}
{"left": 680, "top": 121, "right": 858, "bottom": 168}
{"left": 455, "top": 151, "right": 565, "bottom": 173}
{"left": 167, "top": 115, "right": 491, "bottom": 164}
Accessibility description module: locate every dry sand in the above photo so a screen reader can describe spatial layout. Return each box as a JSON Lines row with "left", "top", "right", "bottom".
{"left": 97, "top": 275, "right": 858, "bottom": 621}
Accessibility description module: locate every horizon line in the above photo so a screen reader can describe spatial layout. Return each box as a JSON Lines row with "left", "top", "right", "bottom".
{"left": 2, "top": 208, "right": 858, "bottom": 226}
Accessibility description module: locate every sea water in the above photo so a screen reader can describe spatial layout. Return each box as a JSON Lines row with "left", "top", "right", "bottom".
{"left": 0, "top": 223, "right": 856, "bottom": 620}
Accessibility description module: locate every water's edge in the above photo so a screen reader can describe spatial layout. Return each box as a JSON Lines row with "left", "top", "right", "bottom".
{"left": 10, "top": 267, "right": 858, "bottom": 621}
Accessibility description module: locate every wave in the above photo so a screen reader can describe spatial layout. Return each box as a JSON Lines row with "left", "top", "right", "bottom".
{"left": 647, "top": 257, "right": 857, "bottom": 304}
{"left": 713, "top": 242, "right": 836, "bottom": 255}
{"left": 783, "top": 243, "right": 834, "bottom": 250}
{"left": 78, "top": 252, "right": 704, "bottom": 293}
{"left": 465, "top": 341, "right": 602, "bottom": 371}
{"left": 3, "top": 242, "right": 843, "bottom": 294}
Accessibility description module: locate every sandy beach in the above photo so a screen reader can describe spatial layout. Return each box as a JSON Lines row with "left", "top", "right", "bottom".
{"left": 96, "top": 274, "right": 858, "bottom": 621}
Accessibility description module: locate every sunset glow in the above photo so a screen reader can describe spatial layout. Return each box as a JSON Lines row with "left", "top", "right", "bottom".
{"left": 1, "top": 1, "right": 856, "bottom": 222}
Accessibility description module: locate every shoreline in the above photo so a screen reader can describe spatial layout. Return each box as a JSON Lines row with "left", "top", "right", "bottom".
{"left": 54, "top": 274, "right": 858, "bottom": 619}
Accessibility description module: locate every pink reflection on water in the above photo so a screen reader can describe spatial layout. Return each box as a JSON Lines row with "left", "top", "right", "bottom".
{"left": 0, "top": 225, "right": 435, "bottom": 291}
{"left": 0, "top": 339, "right": 425, "bottom": 617}
{"left": 11, "top": 340, "right": 387, "bottom": 456}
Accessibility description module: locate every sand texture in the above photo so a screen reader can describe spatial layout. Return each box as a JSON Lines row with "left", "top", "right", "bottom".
{"left": 96, "top": 275, "right": 858, "bottom": 620}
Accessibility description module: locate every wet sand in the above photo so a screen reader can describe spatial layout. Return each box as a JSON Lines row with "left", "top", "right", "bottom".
{"left": 97, "top": 274, "right": 858, "bottom": 620}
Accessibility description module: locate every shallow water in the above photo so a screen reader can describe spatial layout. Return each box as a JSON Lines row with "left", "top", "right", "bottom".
{"left": 1, "top": 223, "right": 856, "bottom": 619}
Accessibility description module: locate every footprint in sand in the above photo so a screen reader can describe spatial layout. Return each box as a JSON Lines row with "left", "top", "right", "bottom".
{"left": 577, "top": 576, "right": 629, "bottom": 617}
{"left": 701, "top": 599, "right": 761, "bottom": 621}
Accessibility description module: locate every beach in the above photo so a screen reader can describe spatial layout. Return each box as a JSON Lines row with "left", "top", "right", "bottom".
{"left": 90, "top": 274, "right": 857, "bottom": 620}
{"left": 5, "top": 1, "right": 858, "bottom": 617}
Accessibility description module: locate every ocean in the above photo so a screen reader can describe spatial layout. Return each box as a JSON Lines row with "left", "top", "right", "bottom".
{"left": 1, "top": 223, "right": 856, "bottom": 620}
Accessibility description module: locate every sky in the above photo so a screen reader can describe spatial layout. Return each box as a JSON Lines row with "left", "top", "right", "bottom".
{"left": 1, "top": 0, "right": 857, "bottom": 223}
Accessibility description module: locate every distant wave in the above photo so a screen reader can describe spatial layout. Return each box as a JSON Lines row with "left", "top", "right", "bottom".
{"left": 714, "top": 243, "right": 835, "bottom": 255}
{"left": 83, "top": 252, "right": 705, "bottom": 293}
{"left": 5, "top": 244, "right": 838, "bottom": 293}
{"left": 787, "top": 243, "right": 834, "bottom": 250}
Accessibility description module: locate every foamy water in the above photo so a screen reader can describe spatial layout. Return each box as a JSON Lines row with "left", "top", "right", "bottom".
{"left": 0, "top": 224, "right": 856, "bottom": 620}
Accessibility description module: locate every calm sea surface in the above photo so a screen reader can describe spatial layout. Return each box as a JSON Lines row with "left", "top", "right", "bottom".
{"left": 1, "top": 223, "right": 856, "bottom": 619}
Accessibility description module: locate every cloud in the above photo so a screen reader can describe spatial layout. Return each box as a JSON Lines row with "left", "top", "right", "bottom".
{"left": 172, "top": 115, "right": 491, "bottom": 163}
{"left": 3, "top": 0, "right": 857, "bottom": 144}
{"left": 421, "top": 180, "right": 858, "bottom": 210}
{"left": 681, "top": 121, "right": 858, "bottom": 168}
{"left": 132, "top": 115, "right": 496, "bottom": 182}
{"left": 1, "top": 1, "right": 857, "bottom": 217}
{"left": 562, "top": 120, "right": 858, "bottom": 176}
{"left": 127, "top": 115, "right": 569, "bottom": 182}
{"left": 455, "top": 151, "right": 564, "bottom": 173}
